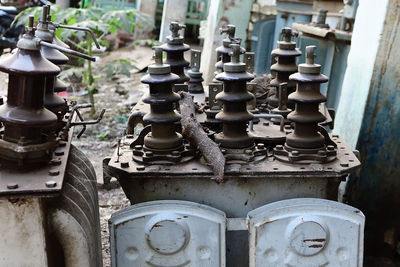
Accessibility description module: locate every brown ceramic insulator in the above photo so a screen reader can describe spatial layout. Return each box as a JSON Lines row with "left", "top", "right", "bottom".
{"left": 141, "top": 48, "right": 182, "bottom": 150}
{"left": 214, "top": 25, "right": 245, "bottom": 79}
{"left": 187, "top": 49, "right": 204, "bottom": 93}
{"left": 215, "top": 44, "right": 255, "bottom": 149}
{"left": 0, "top": 18, "right": 59, "bottom": 146}
{"left": 160, "top": 22, "right": 190, "bottom": 84}
{"left": 36, "top": 6, "right": 69, "bottom": 121}
{"left": 268, "top": 27, "right": 301, "bottom": 109}
{"left": 286, "top": 46, "right": 328, "bottom": 149}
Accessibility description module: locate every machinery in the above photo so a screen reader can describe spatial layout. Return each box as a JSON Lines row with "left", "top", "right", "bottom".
{"left": 105, "top": 22, "right": 365, "bottom": 267}
{"left": 0, "top": 7, "right": 104, "bottom": 267}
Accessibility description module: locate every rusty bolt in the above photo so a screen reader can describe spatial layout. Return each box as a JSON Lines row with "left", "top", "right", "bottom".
{"left": 50, "top": 159, "right": 62, "bottom": 166}
{"left": 120, "top": 162, "right": 129, "bottom": 168}
{"left": 126, "top": 134, "right": 134, "bottom": 139}
{"left": 49, "top": 170, "right": 60, "bottom": 176}
{"left": 327, "top": 145, "right": 335, "bottom": 151}
{"left": 134, "top": 145, "right": 142, "bottom": 150}
{"left": 7, "top": 183, "right": 18, "bottom": 189}
{"left": 276, "top": 145, "right": 284, "bottom": 150}
{"left": 292, "top": 150, "right": 300, "bottom": 156}
{"left": 145, "top": 151, "right": 153, "bottom": 157}
{"left": 45, "top": 181, "right": 57, "bottom": 188}
{"left": 55, "top": 151, "right": 64, "bottom": 156}
{"left": 172, "top": 151, "right": 180, "bottom": 156}
{"left": 257, "top": 143, "right": 265, "bottom": 149}
{"left": 136, "top": 165, "right": 145, "bottom": 171}
{"left": 340, "top": 162, "right": 349, "bottom": 167}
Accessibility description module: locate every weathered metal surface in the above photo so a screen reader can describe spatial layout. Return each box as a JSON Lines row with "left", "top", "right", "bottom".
{"left": 268, "top": 27, "right": 301, "bottom": 109}
{"left": 248, "top": 198, "right": 365, "bottom": 267}
{"left": 270, "top": 83, "right": 291, "bottom": 124}
{"left": 109, "top": 200, "right": 226, "bottom": 267}
{"left": 160, "top": 22, "right": 190, "bottom": 84}
{"left": 187, "top": 49, "right": 204, "bottom": 94}
{"left": 204, "top": 83, "right": 223, "bottom": 131}
{"left": 0, "top": 198, "right": 48, "bottom": 267}
{"left": 275, "top": 46, "right": 337, "bottom": 164}
{"left": 214, "top": 44, "right": 255, "bottom": 150}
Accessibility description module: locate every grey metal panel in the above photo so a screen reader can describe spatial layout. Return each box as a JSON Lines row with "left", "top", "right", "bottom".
{"left": 248, "top": 198, "right": 365, "bottom": 267}
{"left": 109, "top": 200, "right": 226, "bottom": 267}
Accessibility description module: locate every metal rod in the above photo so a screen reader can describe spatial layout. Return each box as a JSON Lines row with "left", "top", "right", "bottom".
{"left": 249, "top": 114, "right": 285, "bottom": 132}
{"left": 51, "top": 23, "right": 100, "bottom": 49}
{"left": 39, "top": 41, "right": 96, "bottom": 61}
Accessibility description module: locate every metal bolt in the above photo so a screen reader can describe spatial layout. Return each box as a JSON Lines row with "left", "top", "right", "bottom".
{"left": 136, "top": 165, "right": 145, "bottom": 171}
{"left": 50, "top": 159, "right": 62, "bottom": 166}
{"left": 49, "top": 170, "right": 60, "bottom": 176}
{"left": 327, "top": 145, "right": 335, "bottom": 151}
{"left": 45, "top": 181, "right": 57, "bottom": 188}
{"left": 145, "top": 151, "right": 153, "bottom": 157}
{"left": 120, "top": 162, "right": 129, "bottom": 168}
{"left": 134, "top": 145, "right": 142, "bottom": 150}
{"left": 292, "top": 150, "right": 300, "bottom": 156}
{"left": 126, "top": 134, "right": 134, "bottom": 139}
{"left": 172, "top": 151, "right": 180, "bottom": 156}
{"left": 276, "top": 145, "right": 284, "bottom": 150}
{"left": 7, "top": 183, "right": 18, "bottom": 189}
{"left": 340, "top": 163, "right": 349, "bottom": 167}
{"left": 257, "top": 143, "right": 265, "bottom": 149}
{"left": 55, "top": 151, "right": 64, "bottom": 156}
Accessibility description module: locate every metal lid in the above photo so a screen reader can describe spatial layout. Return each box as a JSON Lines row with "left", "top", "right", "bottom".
{"left": 298, "top": 46, "right": 321, "bottom": 74}
{"left": 147, "top": 47, "right": 171, "bottom": 75}
{"left": 223, "top": 44, "right": 246, "bottom": 73}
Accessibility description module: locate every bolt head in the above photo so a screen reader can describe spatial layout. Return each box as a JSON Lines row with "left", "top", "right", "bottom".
{"left": 292, "top": 150, "right": 300, "bottom": 156}
{"left": 120, "top": 162, "right": 129, "bottom": 168}
{"left": 55, "top": 151, "right": 64, "bottom": 156}
{"left": 45, "top": 181, "right": 57, "bottom": 188}
{"left": 136, "top": 165, "right": 145, "bottom": 171}
{"left": 257, "top": 143, "right": 265, "bottom": 149}
{"left": 7, "top": 183, "right": 18, "bottom": 189}
{"left": 50, "top": 159, "right": 62, "bottom": 166}
{"left": 49, "top": 170, "right": 60, "bottom": 176}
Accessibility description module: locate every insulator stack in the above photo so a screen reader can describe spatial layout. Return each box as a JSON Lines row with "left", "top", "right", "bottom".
{"left": 214, "top": 25, "right": 245, "bottom": 78}
{"left": 274, "top": 46, "right": 337, "bottom": 163}
{"left": 142, "top": 48, "right": 182, "bottom": 150}
{"left": 187, "top": 49, "right": 204, "bottom": 93}
{"left": 0, "top": 16, "right": 59, "bottom": 164}
{"left": 268, "top": 27, "right": 301, "bottom": 109}
{"left": 215, "top": 44, "right": 255, "bottom": 149}
{"left": 160, "top": 22, "right": 190, "bottom": 84}
{"left": 36, "top": 6, "right": 69, "bottom": 125}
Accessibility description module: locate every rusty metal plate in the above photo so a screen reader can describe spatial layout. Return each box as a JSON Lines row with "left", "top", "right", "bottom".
{"left": 107, "top": 134, "right": 360, "bottom": 179}
{"left": 0, "top": 115, "right": 75, "bottom": 198}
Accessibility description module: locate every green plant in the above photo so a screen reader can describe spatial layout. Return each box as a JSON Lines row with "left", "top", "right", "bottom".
{"left": 100, "top": 59, "right": 137, "bottom": 79}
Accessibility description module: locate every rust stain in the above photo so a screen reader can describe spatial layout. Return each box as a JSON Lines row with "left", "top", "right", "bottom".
{"left": 309, "top": 244, "right": 324, "bottom": 248}
{"left": 303, "top": 238, "right": 326, "bottom": 243}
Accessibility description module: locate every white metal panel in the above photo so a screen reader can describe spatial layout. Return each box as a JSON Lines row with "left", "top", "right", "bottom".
{"left": 0, "top": 198, "right": 48, "bottom": 267}
{"left": 247, "top": 198, "right": 365, "bottom": 267}
{"left": 109, "top": 200, "right": 226, "bottom": 267}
